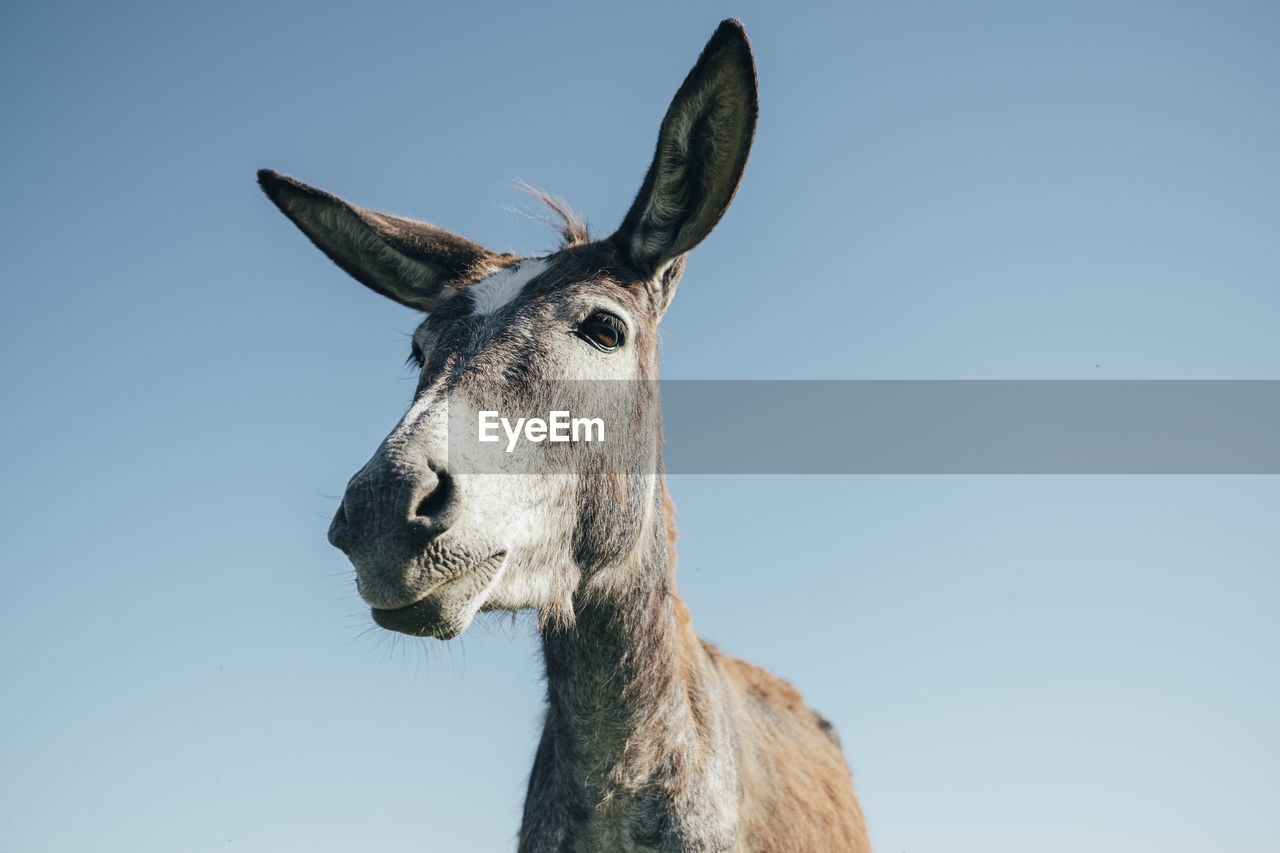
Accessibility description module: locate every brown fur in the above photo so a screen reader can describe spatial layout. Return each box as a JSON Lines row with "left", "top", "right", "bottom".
{"left": 261, "top": 19, "right": 872, "bottom": 852}
{"left": 712, "top": 650, "right": 869, "bottom": 851}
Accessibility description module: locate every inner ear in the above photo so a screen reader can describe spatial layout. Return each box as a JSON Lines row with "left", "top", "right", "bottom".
{"left": 613, "top": 19, "right": 758, "bottom": 296}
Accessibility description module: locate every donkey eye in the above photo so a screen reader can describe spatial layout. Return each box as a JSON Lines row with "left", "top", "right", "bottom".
{"left": 576, "top": 314, "right": 625, "bottom": 352}
{"left": 406, "top": 343, "right": 425, "bottom": 369}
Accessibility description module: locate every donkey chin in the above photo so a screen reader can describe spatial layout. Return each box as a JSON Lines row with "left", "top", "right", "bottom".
{"left": 332, "top": 518, "right": 508, "bottom": 639}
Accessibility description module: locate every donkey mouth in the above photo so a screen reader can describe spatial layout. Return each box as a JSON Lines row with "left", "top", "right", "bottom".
{"left": 370, "top": 552, "right": 506, "bottom": 639}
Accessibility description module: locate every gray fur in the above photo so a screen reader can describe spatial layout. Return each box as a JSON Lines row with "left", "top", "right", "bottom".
{"left": 260, "top": 19, "right": 870, "bottom": 852}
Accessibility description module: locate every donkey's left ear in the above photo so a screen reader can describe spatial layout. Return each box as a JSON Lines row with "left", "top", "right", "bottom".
{"left": 612, "top": 19, "right": 757, "bottom": 318}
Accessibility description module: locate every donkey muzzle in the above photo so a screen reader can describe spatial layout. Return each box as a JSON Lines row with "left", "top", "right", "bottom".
{"left": 328, "top": 457, "right": 461, "bottom": 607}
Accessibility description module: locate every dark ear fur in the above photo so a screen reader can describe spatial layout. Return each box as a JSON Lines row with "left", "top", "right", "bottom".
{"left": 612, "top": 19, "right": 758, "bottom": 316}
{"left": 257, "top": 169, "right": 511, "bottom": 311}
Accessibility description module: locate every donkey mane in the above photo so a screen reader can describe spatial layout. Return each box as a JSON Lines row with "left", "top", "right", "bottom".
{"left": 513, "top": 182, "right": 593, "bottom": 248}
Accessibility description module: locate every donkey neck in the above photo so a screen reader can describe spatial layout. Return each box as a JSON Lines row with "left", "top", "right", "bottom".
{"left": 538, "top": 478, "right": 731, "bottom": 802}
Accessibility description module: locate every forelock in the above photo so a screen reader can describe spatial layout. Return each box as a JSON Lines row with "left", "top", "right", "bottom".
{"left": 515, "top": 183, "right": 592, "bottom": 247}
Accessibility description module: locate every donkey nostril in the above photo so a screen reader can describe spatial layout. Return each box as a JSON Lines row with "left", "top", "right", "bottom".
{"left": 414, "top": 470, "right": 454, "bottom": 520}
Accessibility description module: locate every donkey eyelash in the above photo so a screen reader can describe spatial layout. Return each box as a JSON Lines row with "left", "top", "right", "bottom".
{"left": 575, "top": 312, "right": 626, "bottom": 352}
{"left": 406, "top": 345, "right": 425, "bottom": 369}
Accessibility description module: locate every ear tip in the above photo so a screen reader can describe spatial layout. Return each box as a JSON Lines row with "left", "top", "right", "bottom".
{"left": 703, "top": 20, "right": 757, "bottom": 93}
{"left": 257, "top": 168, "right": 288, "bottom": 203}
{"left": 710, "top": 18, "right": 753, "bottom": 54}
{"left": 257, "top": 169, "right": 333, "bottom": 213}
{"left": 714, "top": 18, "right": 748, "bottom": 38}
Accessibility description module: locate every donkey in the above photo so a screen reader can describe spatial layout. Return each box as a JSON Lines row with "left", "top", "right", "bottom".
{"left": 259, "top": 20, "right": 870, "bottom": 852}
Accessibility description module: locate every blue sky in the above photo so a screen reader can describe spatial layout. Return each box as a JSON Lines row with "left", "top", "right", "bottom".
{"left": 1, "top": 1, "right": 1277, "bottom": 851}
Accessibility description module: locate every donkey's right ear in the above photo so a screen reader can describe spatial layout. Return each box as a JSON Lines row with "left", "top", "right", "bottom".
{"left": 258, "top": 170, "right": 511, "bottom": 311}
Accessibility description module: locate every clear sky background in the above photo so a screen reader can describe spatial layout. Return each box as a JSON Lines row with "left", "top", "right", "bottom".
{"left": 2, "top": 1, "right": 1277, "bottom": 851}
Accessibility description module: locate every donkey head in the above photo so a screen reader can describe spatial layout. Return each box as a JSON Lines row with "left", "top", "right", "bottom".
{"left": 260, "top": 21, "right": 756, "bottom": 639}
